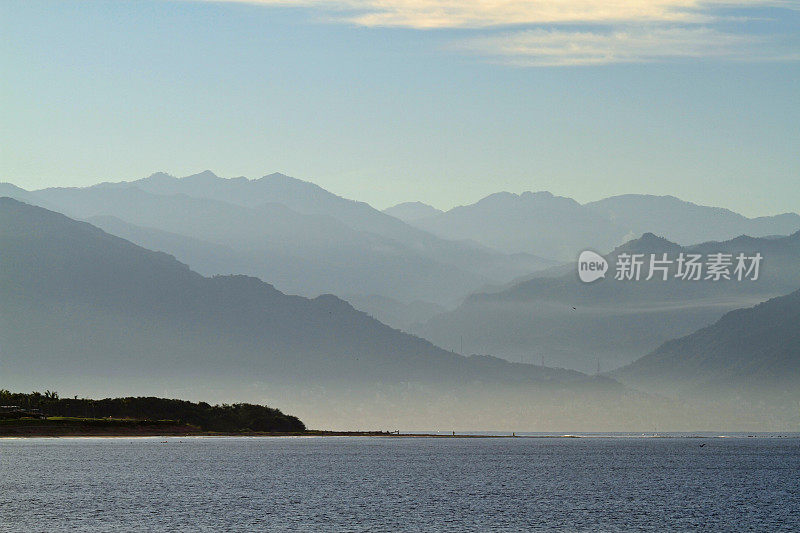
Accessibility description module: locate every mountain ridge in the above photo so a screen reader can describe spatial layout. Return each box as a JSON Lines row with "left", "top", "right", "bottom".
{"left": 614, "top": 287, "right": 800, "bottom": 397}
{"left": 2, "top": 196, "right": 671, "bottom": 430}
{"left": 17, "top": 174, "right": 555, "bottom": 305}
{"left": 416, "top": 230, "right": 800, "bottom": 373}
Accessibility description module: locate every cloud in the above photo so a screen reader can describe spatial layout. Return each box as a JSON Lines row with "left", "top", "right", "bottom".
{"left": 202, "top": 0, "right": 800, "bottom": 65}
{"left": 341, "top": 0, "right": 707, "bottom": 28}
{"left": 451, "top": 26, "right": 798, "bottom": 66}
{"left": 209, "top": 0, "right": 791, "bottom": 28}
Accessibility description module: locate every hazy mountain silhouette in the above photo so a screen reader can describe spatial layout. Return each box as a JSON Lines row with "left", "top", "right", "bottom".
{"left": 383, "top": 201, "right": 443, "bottom": 222}
{"left": 86, "top": 214, "right": 245, "bottom": 276}
{"left": 586, "top": 194, "right": 800, "bottom": 245}
{"left": 615, "top": 287, "right": 800, "bottom": 405}
{"left": 0, "top": 182, "right": 36, "bottom": 202}
{"left": 406, "top": 191, "right": 800, "bottom": 261}
{"left": 408, "top": 191, "right": 628, "bottom": 261}
{"left": 2, "top": 197, "right": 671, "bottom": 430}
{"left": 416, "top": 231, "right": 800, "bottom": 373}
{"left": 26, "top": 185, "right": 491, "bottom": 304}
{"left": 343, "top": 294, "right": 447, "bottom": 332}
{"left": 106, "top": 171, "right": 555, "bottom": 281}
{"left": 3, "top": 197, "right": 795, "bottom": 430}
{"left": 0, "top": 182, "right": 58, "bottom": 211}
{"left": 129, "top": 170, "right": 422, "bottom": 240}
{"left": 0, "top": 197, "right": 438, "bottom": 374}
{"left": 19, "top": 173, "right": 554, "bottom": 306}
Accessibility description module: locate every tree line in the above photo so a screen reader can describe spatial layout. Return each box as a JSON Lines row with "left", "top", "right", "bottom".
{"left": 0, "top": 390, "right": 305, "bottom": 432}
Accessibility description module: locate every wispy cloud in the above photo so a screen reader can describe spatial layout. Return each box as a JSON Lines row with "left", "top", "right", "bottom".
{"left": 337, "top": 0, "right": 708, "bottom": 28}
{"left": 202, "top": 0, "right": 800, "bottom": 65}
{"left": 209, "top": 0, "right": 792, "bottom": 28}
{"left": 452, "top": 26, "right": 799, "bottom": 66}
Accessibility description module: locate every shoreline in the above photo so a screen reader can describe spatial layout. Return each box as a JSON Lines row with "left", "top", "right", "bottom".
{"left": 3, "top": 418, "right": 796, "bottom": 439}
{"left": 2, "top": 430, "right": 798, "bottom": 439}
{"left": 0, "top": 426, "right": 567, "bottom": 438}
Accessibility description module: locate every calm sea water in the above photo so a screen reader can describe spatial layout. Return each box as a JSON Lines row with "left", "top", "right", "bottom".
{"left": 1, "top": 436, "right": 799, "bottom": 532}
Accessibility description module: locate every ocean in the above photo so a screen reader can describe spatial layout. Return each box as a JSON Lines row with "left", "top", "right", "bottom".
{"left": 1, "top": 436, "right": 798, "bottom": 531}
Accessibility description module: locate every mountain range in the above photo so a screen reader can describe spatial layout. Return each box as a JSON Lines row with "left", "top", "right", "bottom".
{"left": 0, "top": 197, "right": 665, "bottom": 430}
{"left": 415, "top": 231, "right": 800, "bottom": 373}
{"left": 397, "top": 192, "right": 800, "bottom": 261}
{"left": 615, "top": 287, "right": 800, "bottom": 398}
{"left": 6, "top": 172, "right": 798, "bottom": 334}
{"left": 2, "top": 172, "right": 554, "bottom": 310}
{"left": 1, "top": 188, "right": 798, "bottom": 429}
{"left": 585, "top": 194, "right": 800, "bottom": 245}
{"left": 612, "top": 287, "right": 800, "bottom": 428}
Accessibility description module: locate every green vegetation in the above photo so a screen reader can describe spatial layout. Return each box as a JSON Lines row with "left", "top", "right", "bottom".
{"left": 0, "top": 390, "right": 305, "bottom": 433}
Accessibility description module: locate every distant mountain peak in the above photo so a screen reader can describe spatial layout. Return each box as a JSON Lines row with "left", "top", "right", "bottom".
{"left": 397, "top": 201, "right": 436, "bottom": 208}
{"left": 254, "top": 172, "right": 330, "bottom": 193}
{"left": 640, "top": 232, "right": 666, "bottom": 242}
{"left": 262, "top": 171, "right": 291, "bottom": 179}
{"left": 520, "top": 190, "right": 554, "bottom": 199}
{"left": 184, "top": 170, "right": 220, "bottom": 181}
{"left": 597, "top": 193, "right": 681, "bottom": 202}
{"left": 383, "top": 201, "right": 443, "bottom": 222}
{"left": 143, "top": 172, "right": 175, "bottom": 182}
{"left": 474, "top": 191, "right": 517, "bottom": 204}
{"left": 472, "top": 190, "right": 577, "bottom": 208}
{"left": 612, "top": 232, "right": 682, "bottom": 255}
{"left": 140, "top": 171, "right": 222, "bottom": 186}
{"left": 259, "top": 172, "right": 303, "bottom": 184}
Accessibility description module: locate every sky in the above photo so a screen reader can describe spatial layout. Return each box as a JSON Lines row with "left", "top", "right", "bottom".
{"left": 1, "top": 0, "right": 799, "bottom": 216}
